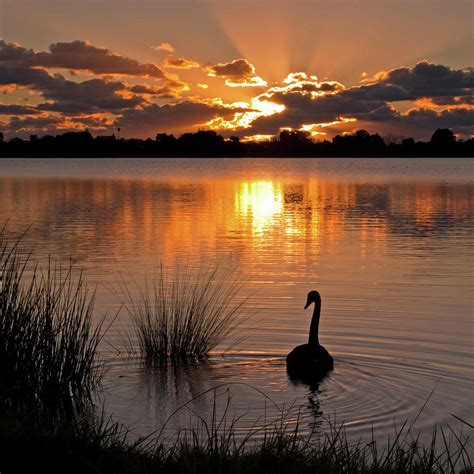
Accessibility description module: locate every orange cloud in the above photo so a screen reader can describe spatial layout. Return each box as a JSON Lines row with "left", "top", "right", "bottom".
{"left": 153, "top": 42, "right": 175, "bottom": 53}
{"left": 163, "top": 55, "right": 201, "bottom": 69}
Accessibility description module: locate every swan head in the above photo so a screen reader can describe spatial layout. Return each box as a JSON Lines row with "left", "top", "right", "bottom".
{"left": 304, "top": 290, "right": 320, "bottom": 309}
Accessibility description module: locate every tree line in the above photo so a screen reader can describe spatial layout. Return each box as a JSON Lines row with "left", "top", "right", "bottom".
{"left": 0, "top": 128, "right": 472, "bottom": 157}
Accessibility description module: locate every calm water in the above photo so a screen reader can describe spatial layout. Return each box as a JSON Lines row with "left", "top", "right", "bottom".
{"left": 0, "top": 158, "right": 473, "bottom": 445}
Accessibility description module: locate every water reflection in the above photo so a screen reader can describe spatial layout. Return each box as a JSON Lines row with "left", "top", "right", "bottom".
{"left": 236, "top": 180, "right": 283, "bottom": 235}
{"left": 0, "top": 177, "right": 471, "bottom": 265}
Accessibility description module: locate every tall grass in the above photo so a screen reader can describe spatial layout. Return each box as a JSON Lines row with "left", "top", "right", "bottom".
{"left": 0, "top": 228, "right": 104, "bottom": 416}
{"left": 119, "top": 263, "right": 246, "bottom": 364}
{"left": 0, "top": 391, "right": 471, "bottom": 473}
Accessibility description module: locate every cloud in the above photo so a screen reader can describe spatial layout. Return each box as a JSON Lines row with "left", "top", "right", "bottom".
{"left": 2, "top": 112, "right": 112, "bottom": 136}
{"left": 7, "top": 115, "right": 64, "bottom": 131}
{"left": 153, "top": 42, "right": 175, "bottom": 53}
{"left": 127, "top": 79, "right": 189, "bottom": 98}
{"left": 117, "top": 100, "right": 246, "bottom": 137}
{"left": 163, "top": 55, "right": 201, "bottom": 69}
{"left": 235, "top": 63, "right": 474, "bottom": 138}
{"left": 404, "top": 107, "right": 473, "bottom": 130}
{"left": 0, "top": 63, "right": 149, "bottom": 114}
{"left": 7, "top": 71, "right": 146, "bottom": 114}
{"left": 2, "top": 39, "right": 473, "bottom": 140}
{"left": 37, "top": 78, "right": 145, "bottom": 114}
{"left": 0, "top": 103, "right": 41, "bottom": 115}
{"left": 362, "top": 61, "right": 474, "bottom": 101}
{"left": 207, "top": 59, "right": 267, "bottom": 87}
{"left": 1, "top": 39, "right": 167, "bottom": 78}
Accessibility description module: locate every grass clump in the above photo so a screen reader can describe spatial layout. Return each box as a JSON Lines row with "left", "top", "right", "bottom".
{"left": 0, "top": 227, "right": 104, "bottom": 416}
{"left": 120, "top": 263, "right": 246, "bottom": 364}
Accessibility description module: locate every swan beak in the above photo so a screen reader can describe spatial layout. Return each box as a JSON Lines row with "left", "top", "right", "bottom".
{"left": 304, "top": 301, "right": 310, "bottom": 309}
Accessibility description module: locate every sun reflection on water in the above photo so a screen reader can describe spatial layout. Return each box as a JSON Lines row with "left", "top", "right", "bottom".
{"left": 235, "top": 180, "right": 283, "bottom": 234}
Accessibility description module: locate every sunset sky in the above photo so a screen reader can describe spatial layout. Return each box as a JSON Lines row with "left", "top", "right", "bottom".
{"left": 0, "top": 0, "right": 472, "bottom": 140}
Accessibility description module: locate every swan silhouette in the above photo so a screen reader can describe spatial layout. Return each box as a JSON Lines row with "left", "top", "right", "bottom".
{"left": 286, "top": 290, "right": 333, "bottom": 379}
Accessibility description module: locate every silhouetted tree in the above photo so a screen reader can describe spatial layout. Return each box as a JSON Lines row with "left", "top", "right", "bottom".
{"left": 430, "top": 128, "right": 456, "bottom": 147}
{"left": 156, "top": 133, "right": 177, "bottom": 145}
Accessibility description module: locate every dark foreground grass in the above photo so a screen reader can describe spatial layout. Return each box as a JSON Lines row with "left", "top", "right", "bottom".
{"left": 0, "top": 227, "right": 105, "bottom": 417}
{"left": 119, "top": 263, "right": 246, "bottom": 364}
{"left": 0, "top": 403, "right": 472, "bottom": 474}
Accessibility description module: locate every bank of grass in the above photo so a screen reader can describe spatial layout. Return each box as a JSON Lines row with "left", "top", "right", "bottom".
{"left": 119, "top": 263, "right": 246, "bottom": 364}
{"left": 0, "top": 402, "right": 472, "bottom": 474}
{"left": 0, "top": 228, "right": 105, "bottom": 416}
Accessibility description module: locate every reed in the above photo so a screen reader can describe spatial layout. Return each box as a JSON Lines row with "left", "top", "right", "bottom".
{"left": 120, "top": 263, "right": 246, "bottom": 364}
{"left": 0, "top": 397, "right": 471, "bottom": 474}
{"left": 0, "top": 227, "right": 104, "bottom": 416}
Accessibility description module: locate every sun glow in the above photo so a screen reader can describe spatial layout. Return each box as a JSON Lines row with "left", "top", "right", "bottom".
{"left": 235, "top": 180, "right": 283, "bottom": 234}
{"left": 240, "top": 134, "right": 274, "bottom": 142}
{"left": 206, "top": 96, "right": 285, "bottom": 130}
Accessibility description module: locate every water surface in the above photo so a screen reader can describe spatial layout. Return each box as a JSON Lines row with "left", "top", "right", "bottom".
{"left": 1, "top": 158, "right": 472, "bottom": 444}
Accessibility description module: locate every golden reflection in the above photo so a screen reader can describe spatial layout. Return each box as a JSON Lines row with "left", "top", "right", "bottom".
{"left": 235, "top": 180, "right": 283, "bottom": 234}
{"left": 0, "top": 175, "right": 471, "bottom": 278}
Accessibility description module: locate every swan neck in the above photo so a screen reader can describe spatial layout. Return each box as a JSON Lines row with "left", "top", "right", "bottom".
{"left": 308, "top": 299, "right": 321, "bottom": 346}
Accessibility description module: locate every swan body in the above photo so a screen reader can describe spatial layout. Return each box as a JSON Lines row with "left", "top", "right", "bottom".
{"left": 286, "top": 290, "right": 333, "bottom": 379}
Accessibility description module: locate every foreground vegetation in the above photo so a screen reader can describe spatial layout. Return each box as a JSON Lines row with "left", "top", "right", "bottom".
{"left": 0, "top": 401, "right": 472, "bottom": 474}
{"left": 0, "top": 228, "right": 105, "bottom": 417}
{"left": 119, "top": 264, "right": 245, "bottom": 364}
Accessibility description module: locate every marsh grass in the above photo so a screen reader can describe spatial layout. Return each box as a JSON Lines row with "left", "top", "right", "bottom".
{"left": 1, "top": 387, "right": 471, "bottom": 473}
{"left": 0, "top": 227, "right": 105, "bottom": 417}
{"left": 118, "top": 263, "right": 247, "bottom": 364}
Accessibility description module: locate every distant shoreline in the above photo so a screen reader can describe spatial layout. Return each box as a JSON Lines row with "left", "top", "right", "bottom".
{"left": 1, "top": 128, "right": 472, "bottom": 158}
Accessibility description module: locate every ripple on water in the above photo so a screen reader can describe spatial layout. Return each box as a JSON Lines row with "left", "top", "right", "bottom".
{"left": 97, "top": 350, "right": 474, "bottom": 446}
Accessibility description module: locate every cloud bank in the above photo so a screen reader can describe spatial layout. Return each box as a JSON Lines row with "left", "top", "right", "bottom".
{"left": 1, "top": 39, "right": 472, "bottom": 139}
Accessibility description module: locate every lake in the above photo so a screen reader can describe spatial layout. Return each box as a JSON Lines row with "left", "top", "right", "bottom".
{"left": 0, "top": 157, "right": 472, "bottom": 445}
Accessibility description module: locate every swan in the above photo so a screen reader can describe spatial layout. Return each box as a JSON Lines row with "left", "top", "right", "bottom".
{"left": 286, "top": 290, "right": 333, "bottom": 379}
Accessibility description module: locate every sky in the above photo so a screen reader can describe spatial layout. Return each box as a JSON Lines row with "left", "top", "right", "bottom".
{"left": 0, "top": 0, "right": 473, "bottom": 140}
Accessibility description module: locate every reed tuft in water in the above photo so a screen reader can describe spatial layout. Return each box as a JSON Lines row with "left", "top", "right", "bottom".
{"left": 0, "top": 227, "right": 104, "bottom": 415}
{"left": 119, "top": 263, "right": 246, "bottom": 364}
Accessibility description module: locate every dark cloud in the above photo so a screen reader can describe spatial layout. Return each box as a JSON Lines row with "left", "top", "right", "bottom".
{"left": 0, "top": 104, "right": 41, "bottom": 115}
{"left": 117, "top": 100, "right": 244, "bottom": 137}
{"left": 245, "top": 62, "right": 474, "bottom": 138}
{"left": 3, "top": 113, "right": 111, "bottom": 137}
{"left": 38, "top": 77, "right": 144, "bottom": 114}
{"left": 405, "top": 107, "right": 473, "bottom": 128}
{"left": 6, "top": 115, "right": 64, "bottom": 131}
{"left": 0, "top": 40, "right": 166, "bottom": 78}
{"left": 128, "top": 79, "right": 188, "bottom": 98}
{"left": 209, "top": 59, "right": 254, "bottom": 78}
{"left": 207, "top": 59, "right": 266, "bottom": 87}
{"left": 0, "top": 64, "right": 57, "bottom": 90}
{"left": 163, "top": 55, "right": 201, "bottom": 69}
{"left": 0, "top": 63, "right": 146, "bottom": 114}
{"left": 364, "top": 61, "right": 474, "bottom": 101}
